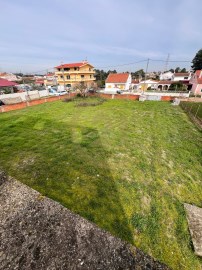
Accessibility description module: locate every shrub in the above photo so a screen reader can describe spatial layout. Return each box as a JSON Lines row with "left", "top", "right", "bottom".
{"left": 75, "top": 97, "right": 106, "bottom": 107}
{"left": 62, "top": 97, "right": 76, "bottom": 102}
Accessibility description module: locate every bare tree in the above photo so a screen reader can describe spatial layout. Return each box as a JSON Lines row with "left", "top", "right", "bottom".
{"left": 74, "top": 82, "right": 88, "bottom": 97}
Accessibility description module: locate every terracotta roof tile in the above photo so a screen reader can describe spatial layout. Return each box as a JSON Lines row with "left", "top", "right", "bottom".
{"left": 131, "top": 79, "right": 139, "bottom": 84}
{"left": 0, "top": 78, "right": 17, "bottom": 87}
{"left": 158, "top": 80, "right": 174, "bottom": 84}
{"left": 174, "top": 73, "right": 189, "bottom": 77}
{"left": 106, "top": 73, "right": 129, "bottom": 83}
{"left": 55, "top": 62, "right": 93, "bottom": 69}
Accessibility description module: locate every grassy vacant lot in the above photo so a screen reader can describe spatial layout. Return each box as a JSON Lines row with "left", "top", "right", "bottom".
{"left": 0, "top": 98, "right": 201, "bottom": 269}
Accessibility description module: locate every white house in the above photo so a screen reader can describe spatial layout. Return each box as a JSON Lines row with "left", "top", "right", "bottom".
{"left": 138, "top": 79, "right": 158, "bottom": 91}
{"left": 159, "top": 71, "right": 173, "bottom": 81}
{"left": 131, "top": 79, "right": 140, "bottom": 91}
{"left": 105, "top": 73, "right": 132, "bottom": 91}
{"left": 0, "top": 72, "right": 21, "bottom": 81}
{"left": 172, "top": 72, "right": 192, "bottom": 82}
{"left": 190, "top": 70, "right": 202, "bottom": 96}
{"left": 44, "top": 73, "right": 57, "bottom": 87}
{"left": 157, "top": 80, "right": 174, "bottom": 91}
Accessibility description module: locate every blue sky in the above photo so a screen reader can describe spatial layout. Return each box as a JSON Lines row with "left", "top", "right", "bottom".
{"left": 0, "top": 0, "right": 201, "bottom": 73}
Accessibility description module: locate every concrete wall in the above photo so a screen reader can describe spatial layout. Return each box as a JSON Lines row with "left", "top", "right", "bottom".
{"left": 0, "top": 93, "right": 76, "bottom": 113}
{"left": 0, "top": 90, "right": 49, "bottom": 102}
{"left": 144, "top": 92, "right": 190, "bottom": 97}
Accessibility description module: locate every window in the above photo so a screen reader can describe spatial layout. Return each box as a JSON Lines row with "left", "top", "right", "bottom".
{"left": 60, "top": 75, "right": 63, "bottom": 79}
{"left": 90, "top": 75, "right": 92, "bottom": 78}
{"left": 66, "top": 75, "right": 70, "bottom": 79}
{"left": 81, "top": 75, "right": 84, "bottom": 78}
{"left": 184, "top": 77, "right": 188, "bottom": 79}
{"left": 58, "top": 68, "right": 61, "bottom": 71}
{"left": 201, "top": 89, "right": 202, "bottom": 93}
{"left": 64, "top": 68, "right": 70, "bottom": 71}
{"left": 74, "top": 67, "right": 78, "bottom": 71}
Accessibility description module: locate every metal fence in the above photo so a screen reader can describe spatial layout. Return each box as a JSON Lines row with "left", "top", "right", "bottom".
{"left": 180, "top": 102, "right": 202, "bottom": 128}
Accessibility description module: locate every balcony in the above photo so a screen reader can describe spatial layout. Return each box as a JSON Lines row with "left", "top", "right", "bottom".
{"left": 57, "top": 77, "right": 95, "bottom": 83}
{"left": 55, "top": 69, "right": 95, "bottom": 75}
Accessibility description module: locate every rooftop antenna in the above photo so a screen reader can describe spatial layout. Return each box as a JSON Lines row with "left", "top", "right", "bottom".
{"left": 164, "top": 53, "right": 170, "bottom": 72}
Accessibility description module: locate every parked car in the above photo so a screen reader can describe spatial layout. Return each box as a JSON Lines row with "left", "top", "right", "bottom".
{"left": 87, "top": 88, "right": 97, "bottom": 93}
{"left": 48, "top": 89, "right": 60, "bottom": 96}
{"left": 116, "top": 90, "right": 124, "bottom": 94}
{"left": 57, "top": 90, "right": 68, "bottom": 95}
{"left": 49, "top": 88, "right": 68, "bottom": 96}
{"left": 0, "top": 100, "right": 5, "bottom": 106}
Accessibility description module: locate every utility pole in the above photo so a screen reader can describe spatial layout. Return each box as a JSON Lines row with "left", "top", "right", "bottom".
{"left": 61, "top": 61, "right": 65, "bottom": 91}
{"left": 143, "top": 58, "right": 149, "bottom": 92}
{"left": 164, "top": 53, "right": 170, "bottom": 72}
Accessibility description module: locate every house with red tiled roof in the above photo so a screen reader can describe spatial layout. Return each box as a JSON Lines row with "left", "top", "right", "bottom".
{"left": 0, "top": 78, "right": 18, "bottom": 94}
{"left": 190, "top": 70, "right": 202, "bottom": 96}
{"left": 105, "top": 73, "right": 132, "bottom": 90}
{"left": 44, "top": 73, "right": 57, "bottom": 87}
{"left": 55, "top": 61, "right": 95, "bottom": 89}
{"left": 0, "top": 78, "right": 18, "bottom": 87}
{"left": 0, "top": 72, "right": 21, "bottom": 81}
{"left": 172, "top": 72, "right": 192, "bottom": 82}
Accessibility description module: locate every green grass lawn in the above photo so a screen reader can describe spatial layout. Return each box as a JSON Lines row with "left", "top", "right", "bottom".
{"left": 0, "top": 98, "right": 202, "bottom": 269}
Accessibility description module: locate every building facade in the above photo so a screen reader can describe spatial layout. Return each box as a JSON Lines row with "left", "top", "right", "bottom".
{"left": 0, "top": 72, "right": 21, "bottom": 81}
{"left": 55, "top": 61, "right": 95, "bottom": 89}
{"left": 105, "top": 73, "right": 132, "bottom": 90}
{"left": 159, "top": 71, "right": 173, "bottom": 81}
{"left": 44, "top": 73, "right": 57, "bottom": 87}
{"left": 190, "top": 70, "right": 202, "bottom": 96}
{"left": 172, "top": 72, "right": 192, "bottom": 81}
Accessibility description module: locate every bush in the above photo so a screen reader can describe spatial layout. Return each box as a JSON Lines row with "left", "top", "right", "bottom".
{"left": 75, "top": 97, "right": 106, "bottom": 107}
{"left": 62, "top": 97, "right": 76, "bottom": 102}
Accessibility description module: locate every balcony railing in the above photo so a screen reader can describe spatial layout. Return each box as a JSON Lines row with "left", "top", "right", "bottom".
{"left": 55, "top": 69, "right": 95, "bottom": 75}
{"left": 57, "top": 77, "right": 95, "bottom": 82}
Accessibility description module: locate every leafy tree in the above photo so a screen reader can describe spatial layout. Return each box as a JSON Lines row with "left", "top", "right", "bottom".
{"left": 169, "top": 82, "right": 187, "bottom": 91}
{"left": 132, "top": 69, "right": 145, "bottom": 79}
{"left": 180, "top": 68, "right": 187, "bottom": 72}
{"left": 169, "top": 69, "right": 174, "bottom": 73}
{"left": 94, "top": 69, "right": 118, "bottom": 87}
{"left": 175, "top": 67, "right": 181, "bottom": 73}
{"left": 14, "top": 72, "right": 23, "bottom": 77}
{"left": 191, "top": 49, "right": 202, "bottom": 71}
{"left": 107, "top": 70, "right": 117, "bottom": 74}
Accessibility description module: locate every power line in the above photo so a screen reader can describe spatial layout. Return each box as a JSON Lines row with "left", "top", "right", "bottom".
{"left": 150, "top": 59, "right": 191, "bottom": 63}
{"left": 25, "top": 58, "right": 196, "bottom": 74}
{"left": 28, "top": 67, "right": 55, "bottom": 75}
{"left": 96, "top": 60, "right": 148, "bottom": 69}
